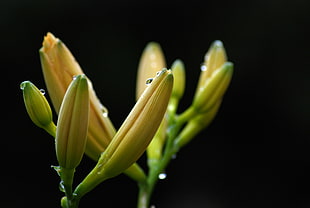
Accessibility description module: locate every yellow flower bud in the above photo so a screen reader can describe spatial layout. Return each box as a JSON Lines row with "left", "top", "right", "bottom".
{"left": 196, "top": 40, "right": 227, "bottom": 91}
{"left": 193, "top": 62, "right": 233, "bottom": 113}
{"left": 136, "top": 42, "right": 166, "bottom": 99}
{"left": 20, "top": 81, "right": 56, "bottom": 136}
{"left": 74, "top": 69, "right": 173, "bottom": 198}
{"left": 56, "top": 75, "right": 89, "bottom": 169}
{"left": 40, "top": 32, "right": 145, "bottom": 182}
{"left": 39, "top": 32, "right": 115, "bottom": 160}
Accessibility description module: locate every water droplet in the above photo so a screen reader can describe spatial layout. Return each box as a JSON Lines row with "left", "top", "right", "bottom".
{"left": 200, "top": 64, "right": 207, "bottom": 71}
{"left": 59, "top": 181, "right": 65, "bottom": 192}
{"left": 39, "top": 89, "right": 45, "bottom": 95}
{"left": 102, "top": 112, "right": 108, "bottom": 117}
{"left": 158, "top": 173, "right": 167, "bottom": 180}
{"left": 156, "top": 70, "right": 163, "bottom": 76}
{"left": 172, "top": 154, "right": 177, "bottom": 159}
{"left": 73, "top": 75, "right": 78, "bottom": 80}
{"left": 145, "top": 78, "right": 153, "bottom": 85}
{"left": 20, "top": 81, "right": 27, "bottom": 90}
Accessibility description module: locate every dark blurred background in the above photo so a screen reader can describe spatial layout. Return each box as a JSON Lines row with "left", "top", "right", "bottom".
{"left": 2, "top": 0, "right": 310, "bottom": 207}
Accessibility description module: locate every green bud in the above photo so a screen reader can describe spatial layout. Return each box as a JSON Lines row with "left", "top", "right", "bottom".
{"left": 167, "top": 59, "right": 186, "bottom": 115}
{"left": 192, "top": 62, "right": 233, "bottom": 113}
{"left": 20, "top": 81, "right": 56, "bottom": 136}
{"left": 171, "top": 59, "right": 185, "bottom": 100}
{"left": 56, "top": 74, "right": 89, "bottom": 170}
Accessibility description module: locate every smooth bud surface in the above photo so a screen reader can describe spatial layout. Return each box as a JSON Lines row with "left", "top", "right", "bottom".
{"left": 56, "top": 75, "right": 89, "bottom": 169}
{"left": 136, "top": 42, "right": 166, "bottom": 99}
{"left": 21, "top": 81, "right": 56, "bottom": 136}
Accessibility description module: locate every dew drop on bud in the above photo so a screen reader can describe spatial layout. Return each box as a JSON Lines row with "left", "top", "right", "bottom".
{"left": 158, "top": 173, "right": 167, "bottom": 180}
{"left": 146, "top": 78, "right": 153, "bottom": 85}
{"left": 39, "top": 89, "right": 46, "bottom": 95}
{"left": 200, "top": 63, "right": 207, "bottom": 72}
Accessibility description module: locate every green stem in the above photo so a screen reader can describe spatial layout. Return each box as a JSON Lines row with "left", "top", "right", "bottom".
{"left": 60, "top": 168, "right": 79, "bottom": 208}
{"left": 137, "top": 120, "right": 182, "bottom": 208}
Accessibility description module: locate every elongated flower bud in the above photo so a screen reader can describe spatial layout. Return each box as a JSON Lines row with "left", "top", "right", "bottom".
{"left": 146, "top": 114, "right": 168, "bottom": 166}
{"left": 56, "top": 75, "right": 89, "bottom": 169}
{"left": 196, "top": 40, "right": 227, "bottom": 92}
{"left": 168, "top": 59, "right": 186, "bottom": 114}
{"left": 136, "top": 42, "right": 166, "bottom": 99}
{"left": 20, "top": 81, "right": 56, "bottom": 136}
{"left": 39, "top": 32, "right": 115, "bottom": 160}
{"left": 193, "top": 62, "right": 233, "bottom": 113}
{"left": 40, "top": 32, "right": 145, "bottom": 182}
{"left": 74, "top": 69, "right": 173, "bottom": 198}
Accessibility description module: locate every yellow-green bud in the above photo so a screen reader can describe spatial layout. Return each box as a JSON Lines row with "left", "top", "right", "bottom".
{"left": 74, "top": 69, "right": 173, "bottom": 198}
{"left": 193, "top": 62, "right": 233, "bottom": 113}
{"left": 20, "top": 81, "right": 56, "bottom": 136}
{"left": 136, "top": 42, "right": 166, "bottom": 100}
{"left": 56, "top": 75, "right": 89, "bottom": 170}
{"left": 168, "top": 59, "right": 186, "bottom": 115}
{"left": 146, "top": 114, "right": 168, "bottom": 166}
{"left": 171, "top": 59, "right": 186, "bottom": 100}
{"left": 196, "top": 40, "right": 227, "bottom": 91}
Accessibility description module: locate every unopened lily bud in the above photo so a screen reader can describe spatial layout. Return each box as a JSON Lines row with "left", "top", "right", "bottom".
{"left": 196, "top": 40, "right": 227, "bottom": 91}
{"left": 168, "top": 59, "right": 186, "bottom": 115}
{"left": 146, "top": 114, "right": 168, "bottom": 166}
{"left": 74, "top": 69, "right": 173, "bottom": 198}
{"left": 193, "top": 62, "right": 233, "bottom": 113}
{"left": 171, "top": 59, "right": 185, "bottom": 99}
{"left": 20, "top": 81, "right": 56, "bottom": 136}
{"left": 56, "top": 75, "right": 89, "bottom": 170}
{"left": 40, "top": 32, "right": 145, "bottom": 182}
{"left": 136, "top": 42, "right": 166, "bottom": 99}
{"left": 175, "top": 100, "right": 221, "bottom": 149}
{"left": 39, "top": 32, "right": 115, "bottom": 160}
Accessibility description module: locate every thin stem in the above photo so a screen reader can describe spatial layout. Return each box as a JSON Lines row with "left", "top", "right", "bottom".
{"left": 137, "top": 120, "right": 182, "bottom": 208}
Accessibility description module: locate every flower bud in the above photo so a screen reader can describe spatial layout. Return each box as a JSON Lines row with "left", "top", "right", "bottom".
{"left": 168, "top": 59, "right": 186, "bottom": 115}
{"left": 136, "top": 42, "right": 166, "bottom": 99}
{"left": 74, "top": 69, "right": 173, "bottom": 197}
{"left": 196, "top": 40, "right": 227, "bottom": 91}
{"left": 39, "top": 32, "right": 115, "bottom": 160}
{"left": 56, "top": 75, "right": 89, "bottom": 169}
{"left": 146, "top": 114, "right": 168, "bottom": 166}
{"left": 20, "top": 81, "right": 56, "bottom": 136}
{"left": 171, "top": 59, "right": 185, "bottom": 100}
{"left": 193, "top": 62, "right": 233, "bottom": 113}
{"left": 40, "top": 32, "right": 145, "bottom": 181}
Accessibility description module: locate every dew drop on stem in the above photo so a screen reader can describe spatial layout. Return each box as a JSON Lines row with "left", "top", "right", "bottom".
{"left": 158, "top": 173, "right": 167, "bottom": 180}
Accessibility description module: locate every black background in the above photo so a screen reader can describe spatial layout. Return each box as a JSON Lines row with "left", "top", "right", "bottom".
{"left": 2, "top": 0, "right": 310, "bottom": 207}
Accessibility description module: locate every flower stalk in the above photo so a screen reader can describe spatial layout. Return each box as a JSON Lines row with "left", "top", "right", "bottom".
{"left": 21, "top": 34, "right": 234, "bottom": 208}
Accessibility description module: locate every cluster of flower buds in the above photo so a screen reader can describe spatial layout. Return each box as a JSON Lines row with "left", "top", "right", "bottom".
{"left": 21, "top": 33, "right": 233, "bottom": 206}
